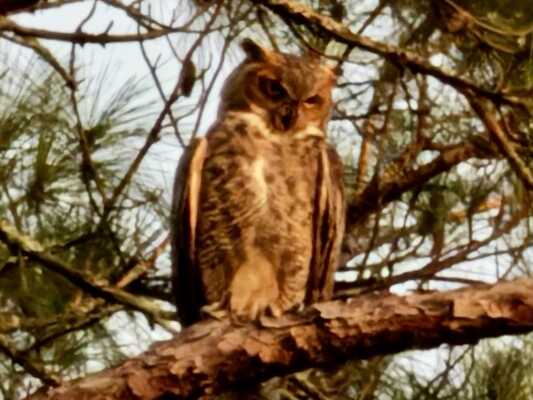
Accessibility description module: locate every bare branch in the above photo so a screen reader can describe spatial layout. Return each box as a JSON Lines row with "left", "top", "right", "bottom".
{"left": 467, "top": 95, "right": 533, "bottom": 189}
{"left": 346, "top": 137, "right": 495, "bottom": 228}
{"left": 0, "top": 13, "right": 210, "bottom": 45}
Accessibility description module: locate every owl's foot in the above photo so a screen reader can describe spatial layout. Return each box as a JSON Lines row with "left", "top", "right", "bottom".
{"left": 260, "top": 303, "right": 315, "bottom": 328}
{"left": 228, "top": 253, "right": 279, "bottom": 323}
{"left": 230, "top": 304, "right": 285, "bottom": 326}
{"left": 229, "top": 297, "right": 272, "bottom": 325}
{"left": 229, "top": 292, "right": 282, "bottom": 326}
{"left": 201, "top": 301, "right": 229, "bottom": 321}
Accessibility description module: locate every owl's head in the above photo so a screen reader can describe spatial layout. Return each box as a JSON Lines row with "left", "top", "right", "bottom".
{"left": 219, "top": 39, "right": 337, "bottom": 134}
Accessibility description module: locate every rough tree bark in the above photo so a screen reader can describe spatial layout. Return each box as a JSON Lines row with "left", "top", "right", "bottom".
{"left": 27, "top": 278, "right": 533, "bottom": 399}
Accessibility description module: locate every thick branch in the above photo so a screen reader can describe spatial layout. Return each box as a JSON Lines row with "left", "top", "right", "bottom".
{"left": 27, "top": 278, "right": 533, "bottom": 399}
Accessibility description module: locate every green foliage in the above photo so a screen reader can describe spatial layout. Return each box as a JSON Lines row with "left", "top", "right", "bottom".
{"left": 467, "top": 339, "right": 533, "bottom": 400}
{"left": 0, "top": 54, "right": 164, "bottom": 397}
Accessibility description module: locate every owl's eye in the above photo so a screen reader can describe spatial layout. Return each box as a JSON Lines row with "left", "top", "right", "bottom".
{"left": 259, "top": 77, "right": 286, "bottom": 100}
{"left": 304, "top": 95, "right": 322, "bottom": 106}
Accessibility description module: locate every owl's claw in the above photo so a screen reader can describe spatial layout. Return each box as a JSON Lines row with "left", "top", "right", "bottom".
{"left": 200, "top": 301, "right": 251, "bottom": 326}
{"left": 200, "top": 301, "right": 229, "bottom": 321}
{"left": 260, "top": 303, "right": 316, "bottom": 328}
{"left": 229, "top": 313, "right": 252, "bottom": 326}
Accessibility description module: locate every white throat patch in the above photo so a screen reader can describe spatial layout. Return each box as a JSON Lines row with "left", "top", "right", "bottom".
{"left": 229, "top": 111, "right": 324, "bottom": 140}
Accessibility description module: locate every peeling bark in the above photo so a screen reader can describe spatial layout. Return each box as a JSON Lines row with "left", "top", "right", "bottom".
{"left": 27, "top": 278, "right": 533, "bottom": 399}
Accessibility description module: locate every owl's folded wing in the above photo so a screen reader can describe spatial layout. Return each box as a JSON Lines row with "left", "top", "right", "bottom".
{"left": 307, "top": 144, "right": 346, "bottom": 303}
{"left": 170, "top": 137, "right": 208, "bottom": 326}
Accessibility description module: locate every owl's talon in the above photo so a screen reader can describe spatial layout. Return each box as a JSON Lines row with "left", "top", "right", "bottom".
{"left": 201, "top": 302, "right": 228, "bottom": 321}
{"left": 229, "top": 313, "right": 251, "bottom": 326}
{"left": 267, "top": 303, "right": 283, "bottom": 318}
{"left": 260, "top": 303, "right": 316, "bottom": 328}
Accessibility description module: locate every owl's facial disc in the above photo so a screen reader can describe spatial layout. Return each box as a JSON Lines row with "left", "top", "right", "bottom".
{"left": 226, "top": 49, "right": 335, "bottom": 134}
{"left": 256, "top": 76, "right": 296, "bottom": 131}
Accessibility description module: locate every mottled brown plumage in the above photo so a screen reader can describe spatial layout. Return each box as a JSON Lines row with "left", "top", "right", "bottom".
{"left": 171, "top": 39, "right": 345, "bottom": 326}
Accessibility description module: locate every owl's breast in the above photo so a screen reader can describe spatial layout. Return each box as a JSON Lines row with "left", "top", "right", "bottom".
{"left": 199, "top": 120, "right": 322, "bottom": 235}
{"left": 196, "top": 120, "right": 324, "bottom": 303}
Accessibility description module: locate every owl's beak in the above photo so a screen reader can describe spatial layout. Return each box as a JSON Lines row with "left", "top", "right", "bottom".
{"left": 276, "top": 103, "right": 297, "bottom": 131}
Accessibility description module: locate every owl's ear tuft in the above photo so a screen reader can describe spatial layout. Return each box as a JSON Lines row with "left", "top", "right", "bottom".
{"left": 303, "top": 46, "right": 322, "bottom": 62}
{"left": 241, "top": 39, "right": 269, "bottom": 61}
{"left": 331, "top": 64, "right": 343, "bottom": 78}
{"left": 322, "top": 62, "right": 342, "bottom": 83}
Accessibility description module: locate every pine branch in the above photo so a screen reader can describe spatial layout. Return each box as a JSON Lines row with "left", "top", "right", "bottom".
{"left": 346, "top": 137, "right": 494, "bottom": 228}
{"left": 467, "top": 94, "right": 533, "bottom": 189}
{"left": 0, "top": 9, "right": 209, "bottom": 45}
{"left": 250, "top": 0, "right": 531, "bottom": 109}
{"left": 26, "top": 278, "right": 533, "bottom": 399}
{"left": 0, "top": 221, "right": 175, "bottom": 323}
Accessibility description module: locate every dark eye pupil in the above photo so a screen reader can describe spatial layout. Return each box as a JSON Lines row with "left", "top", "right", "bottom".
{"left": 305, "top": 95, "right": 322, "bottom": 105}
{"left": 269, "top": 82, "right": 282, "bottom": 95}
{"left": 260, "top": 78, "right": 285, "bottom": 100}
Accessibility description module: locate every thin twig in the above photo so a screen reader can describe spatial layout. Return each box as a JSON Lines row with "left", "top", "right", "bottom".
{"left": 0, "top": 335, "right": 59, "bottom": 387}
{"left": 250, "top": 0, "right": 531, "bottom": 109}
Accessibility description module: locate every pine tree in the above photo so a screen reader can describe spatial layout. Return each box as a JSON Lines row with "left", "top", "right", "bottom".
{"left": 1, "top": 0, "right": 533, "bottom": 398}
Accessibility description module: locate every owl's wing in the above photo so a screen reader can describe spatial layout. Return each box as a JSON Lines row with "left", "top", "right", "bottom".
{"left": 170, "top": 137, "right": 208, "bottom": 326}
{"left": 307, "top": 144, "right": 346, "bottom": 303}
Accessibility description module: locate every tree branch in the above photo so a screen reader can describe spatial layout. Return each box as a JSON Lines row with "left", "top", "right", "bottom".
{"left": 26, "top": 278, "right": 533, "bottom": 399}
{"left": 0, "top": 334, "right": 59, "bottom": 387}
{"left": 467, "top": 94, "right": 533, "bottom": 189}
{"left": 0, "top": 221, "right": 175, "bottom": 323}
{"left": 0, "top": 13, "right": 207, "bottom": 45}
{"left": 346, "top": 138, "right": 494, "bottom": 227}
{"left": 250, "top": 0, "right": 530, "bottom": 109}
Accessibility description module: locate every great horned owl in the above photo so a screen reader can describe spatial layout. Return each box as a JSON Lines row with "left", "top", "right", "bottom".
{"left": 171, "top": 39, "right": 345, "bottom": 326}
